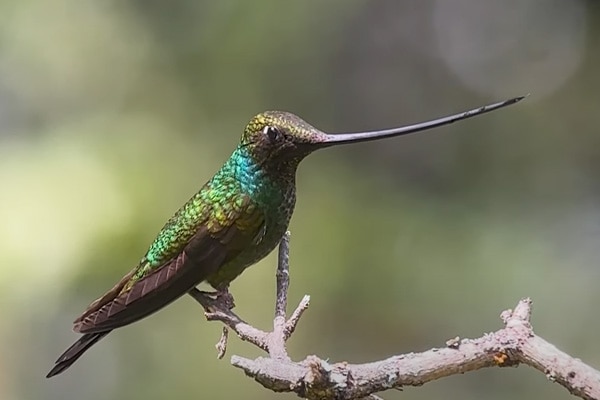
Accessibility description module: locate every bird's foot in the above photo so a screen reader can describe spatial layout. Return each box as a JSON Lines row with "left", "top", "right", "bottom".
{"left": 215, "top": 286, "right": 235, "bottom": 310}
{"left": 197, "top": 285, "right": 235, "bottom": 310}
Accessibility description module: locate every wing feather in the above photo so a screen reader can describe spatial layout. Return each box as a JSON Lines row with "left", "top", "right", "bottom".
{"left": 73, "top": 192, "right": 265, "bottom": 334}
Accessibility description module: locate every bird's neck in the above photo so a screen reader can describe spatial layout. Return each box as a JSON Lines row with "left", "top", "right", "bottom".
{"left": 225, "top": 147, "right": 297, "bottom": 207}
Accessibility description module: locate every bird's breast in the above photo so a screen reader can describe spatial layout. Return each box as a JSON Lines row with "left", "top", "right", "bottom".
{"left": 206, "top": 180, "right": 296, "bottom": 288}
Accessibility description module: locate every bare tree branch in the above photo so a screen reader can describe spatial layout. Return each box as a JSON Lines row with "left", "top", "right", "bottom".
{"left": 190, "top": 233, "right": 600, "bottom": 400}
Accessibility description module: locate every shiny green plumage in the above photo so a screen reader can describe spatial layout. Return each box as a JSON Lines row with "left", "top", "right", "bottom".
{"left": 131, "top": 146, "right": 295, "bottom": 290}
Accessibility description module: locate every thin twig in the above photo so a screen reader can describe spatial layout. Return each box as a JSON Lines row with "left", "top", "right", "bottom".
{"left": 275, "top": 231, "right": 291, "bottom": 319}
{"left": 188, "top": 288, "right": 270, "bottom": 351}
{"left": 270, "top": 231, "right": 291, "bottom": 361}
{"left": 284, "top": 294, "right": 310, "bottom": 340}
{"left": 216, "top": 327, "right": 228, "bottom": 359}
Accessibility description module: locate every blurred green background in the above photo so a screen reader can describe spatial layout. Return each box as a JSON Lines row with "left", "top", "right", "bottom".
{"left": 1, "top": 0, "right": 598, "bottom": 399}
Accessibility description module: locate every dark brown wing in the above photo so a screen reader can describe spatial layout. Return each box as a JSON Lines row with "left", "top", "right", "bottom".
{"left": 73, "top": 214, "right": 265, "bottom": 334}
{"left": 73, "top": 269, "right": 136, "bottom": 321}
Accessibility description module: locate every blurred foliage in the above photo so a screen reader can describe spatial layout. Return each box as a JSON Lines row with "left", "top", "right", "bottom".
{"left": 1, "top": 1, "right": 599, "bottom": 399}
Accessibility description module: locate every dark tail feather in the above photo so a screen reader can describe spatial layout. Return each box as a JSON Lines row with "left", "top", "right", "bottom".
{"left": 46, "top": 331, "right": 111, "bottom": 378}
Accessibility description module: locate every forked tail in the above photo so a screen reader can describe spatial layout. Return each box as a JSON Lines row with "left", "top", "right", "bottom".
{"left": 46, "top": 331, "right": 111, "bottom": 378}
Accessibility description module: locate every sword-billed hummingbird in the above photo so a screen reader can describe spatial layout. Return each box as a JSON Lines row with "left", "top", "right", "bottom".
{"left": 46, "top": 96, "right": 524, "bottom": 377}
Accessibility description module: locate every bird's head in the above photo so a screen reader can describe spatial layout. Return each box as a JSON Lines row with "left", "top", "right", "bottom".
{"left": 239, "top": 111, "right": 327, "bottom": 168}
{"left": 239, "top": 96, "right": 525, "bottom": 171}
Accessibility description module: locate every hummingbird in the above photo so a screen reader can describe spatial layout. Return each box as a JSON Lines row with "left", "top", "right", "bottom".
{"left": 46, "top": 96, "right": 524, "bottom": 378}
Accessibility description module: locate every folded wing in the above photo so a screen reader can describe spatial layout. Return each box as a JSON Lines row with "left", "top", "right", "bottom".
{"left": 72, "top": 192, "right": 265, "bottom": 334}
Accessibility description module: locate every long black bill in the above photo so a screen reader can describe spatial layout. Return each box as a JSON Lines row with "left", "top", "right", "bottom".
{"left": 319, "top": 95, "right": 526, "bottom": 146}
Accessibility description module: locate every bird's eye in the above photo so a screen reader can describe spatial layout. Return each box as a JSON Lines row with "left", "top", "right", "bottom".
{"left": 263, "top": 126, "right": 280, "bottom": 142}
